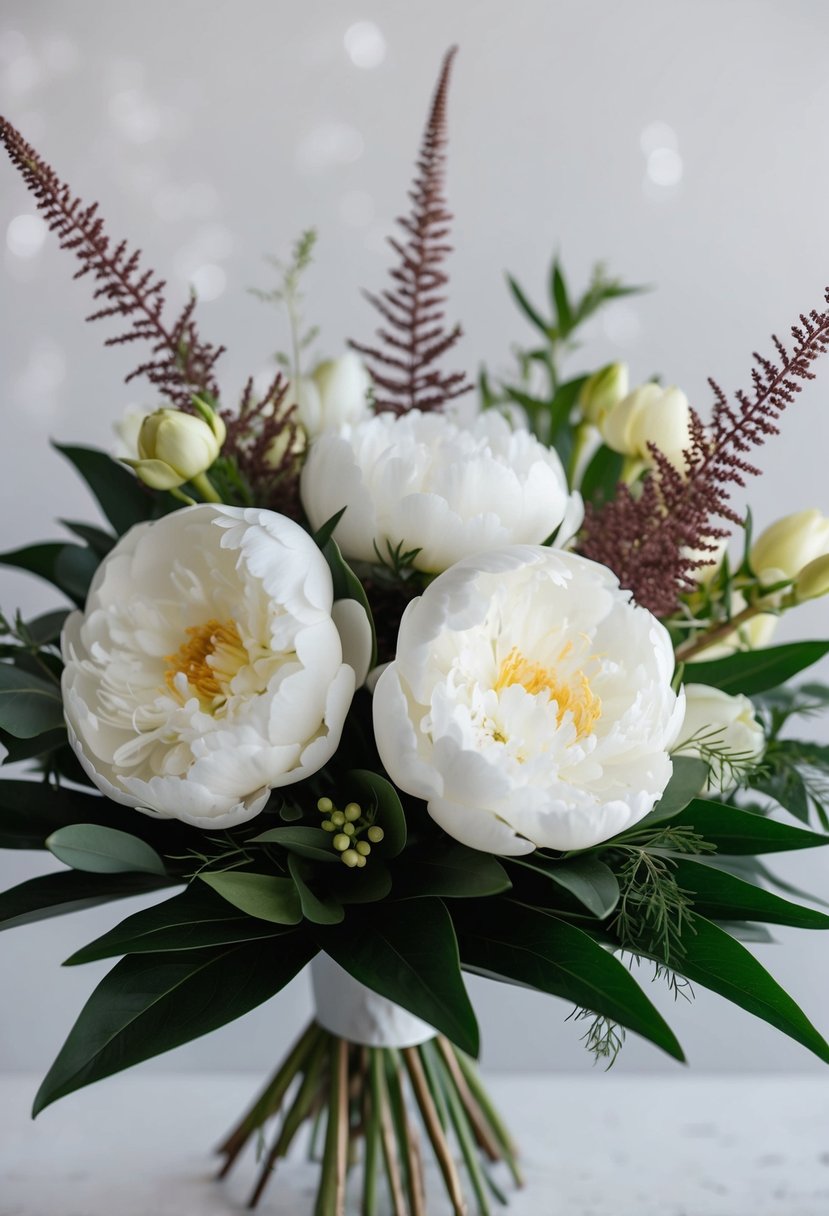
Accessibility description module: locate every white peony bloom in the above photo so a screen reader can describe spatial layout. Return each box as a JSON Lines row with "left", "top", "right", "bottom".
{"left": 674, "top": 683, "right": 765, "bottom": 793}
{"left": 300, "top": 409, "right": 583, "bottom": 574}
{"left": 61, "top": 505, "right": 368, "bottom": 829}
{"left": 295, "top": 352, "right": 372, "bottom": 439}
{"left": 373, "top": 546, "right": 684, "bottom": 854}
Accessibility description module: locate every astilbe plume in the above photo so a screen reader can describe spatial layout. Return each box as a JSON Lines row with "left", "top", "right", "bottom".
{"left": 350, "top": 47, "right": 471, "bottom": 414}
{"left": 579, "top": 293, "right": 829, "bottom": 616}
{"left": 0, "top": 116, "right": 224, "bottom": 409}
{"left": 220, "top": 373, "right": 303, "bottom": 518}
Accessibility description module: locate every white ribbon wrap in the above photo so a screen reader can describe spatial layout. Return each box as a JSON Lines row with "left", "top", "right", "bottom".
{"left": 311, "top": 954, "right": 436, "bottom": 1048}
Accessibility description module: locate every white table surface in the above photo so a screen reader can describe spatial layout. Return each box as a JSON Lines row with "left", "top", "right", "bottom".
{"left": 1, "top": 1072, "right": 828, "bottom": 1215}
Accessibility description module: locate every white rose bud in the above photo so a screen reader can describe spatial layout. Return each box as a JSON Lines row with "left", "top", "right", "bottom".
{"left": 601, "top": 383, "right": 692, "bottom": 472}
{"left": 295, "top": 352, "right": 372, "bottom": 439}
{"left": 125, "top": 405, "right": 225, "bottom": 491}
{"left": 750, "top": 509, "right": 829, "bottom": 586}
{"left": 579, "top": 362, "right": 629, "bottom": 428}
{"left": 674, "top": 683, "right": 765, "bottom": 793}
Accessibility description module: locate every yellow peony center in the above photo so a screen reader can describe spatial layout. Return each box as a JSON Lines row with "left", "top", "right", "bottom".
{"left": 165, "top": 618, "right": 247, "bottom": 708}
{"left": 494, "top": 646, "right": 602, "bottom": 740}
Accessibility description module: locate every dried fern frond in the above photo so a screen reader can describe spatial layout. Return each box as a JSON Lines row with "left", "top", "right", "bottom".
{"left": 580, "top": 295, "right": 829, "bottom": 615}
{"left": 0, "top": 116, "right": 224, "bottom": 408}
{"left": 350, "top": 46, "right": 471, "bottom": 415}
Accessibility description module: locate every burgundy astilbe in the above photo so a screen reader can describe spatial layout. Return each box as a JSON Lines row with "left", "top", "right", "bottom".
{"left": 579, "top": 293, "right": 829, "bottom": 616}
{"left": 220, "top": 372, "right": 303, "bottom": 518}
{"left": 350, "top": 46, "right": 471, "bottom": 414}
{"left": 0, "top": 117, "right": 224, "bottom": 408}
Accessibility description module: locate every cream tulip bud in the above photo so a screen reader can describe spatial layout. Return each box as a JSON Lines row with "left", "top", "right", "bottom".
{"left": 674, "top": 683, "right": 765, "bottom": 793}
{"left": 295, "top": 352, "right": 372, "bottom": 439}
{"left": 750, "top": 509, "right": 829, "bottom": 584}
{"left": 579, "top": 362, "right": 629, "bottom": 428}
{"left": 793, "top": 554, "right": 829, "bottom": 603}
{"left": 601, "top": 383, "right": 692, "bottom": 472}
{"left": 125, "top": 406, "right": 225, "bottom": 491}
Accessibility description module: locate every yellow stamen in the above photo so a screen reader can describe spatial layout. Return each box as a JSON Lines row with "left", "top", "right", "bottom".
{"left": 494, "top": 646, "right": 601, "bottom": 740}
{"left": 165, "top": 618, "right": 247, "bottom": 707}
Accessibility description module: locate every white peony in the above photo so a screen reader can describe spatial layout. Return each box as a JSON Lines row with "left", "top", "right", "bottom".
{"left": 373, "top": 546, "right": 684, "bottom": 854}
{"left": 674, "top": 683, "right": 765, "bottom": 792}
{"left": 295, "top": 352, "right": 372, "bottom": 439}
{"left": 61, "top": 505, "right": 368, "bottom": 829}
{"left": 300, "top": 409, "right": 583, "bottom": 574}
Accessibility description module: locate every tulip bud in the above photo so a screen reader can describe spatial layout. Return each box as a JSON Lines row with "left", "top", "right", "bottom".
{"left": 125, "top": 406, "right": 225, "bottom": 491}
{"left": 579, "top": 362, "right": 629, "bottom": 428}
{"left": 295, "top": 352, "right": 372, "bottom": 439}
{"left": 750, "top": 509, "right": 829, "bottom": 584}
{"left": 674, "top": 683, "right": 765, "bottom": 793}
{"left": 601, "top": 382, "right": 692, "bottom": 472}
{"left": 793, "top": 554, "right": 829, "bottom": 603}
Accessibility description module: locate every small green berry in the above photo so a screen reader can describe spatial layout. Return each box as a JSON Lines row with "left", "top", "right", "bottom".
{"left": 355, "top": 853, "right": 367, "bottom": 868}
{"left": 343, "top": 822, "right": 356, "bottom": 837}
{"left": 356, "top": 841, "right": 371, "bottom": 857}
{"left": 367, "top": 826, "right": 385, "bottom": 844}
{"left": 321, "top": 819, "right": 335, "bottom": 832}
{"left": 342, "top": 849, "right": 359, "bottom": 868}
{"left": 317, "top": 797, "right": 334, "bottom": 814}
{"left": 333, "top": 833, "right": 350, "bottom": 852}
{"left": 331, "top": 811, "right": 345, "bottom": 827}
{"left": 344, "top": 802, "right": 361, "bottom": 822}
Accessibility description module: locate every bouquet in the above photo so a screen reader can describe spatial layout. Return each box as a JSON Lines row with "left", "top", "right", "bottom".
{"left": 3, "top": 47, "right": 829, "bottom": 1216}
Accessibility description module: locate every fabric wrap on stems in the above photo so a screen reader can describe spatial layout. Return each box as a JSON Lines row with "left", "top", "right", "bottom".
{"left": 311, "top": 953, "right": 436, "bottom": 1047}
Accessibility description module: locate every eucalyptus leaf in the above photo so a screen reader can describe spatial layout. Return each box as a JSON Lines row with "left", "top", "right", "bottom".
{"left": 511, "top": 855, "right": 619, "bottom": 918}
{"left": 200, "top": 870, "right": 302, "bottom": 925}
{"left": 47, "top": 824, "right": 167, "bottom": 877}
{"left": 249, "top": 826, "right": 338, "bottom": 863}
{"left": 396, "top": 844, "right": 511, "bottom": 900}
{"left": 33, "top": 933, "right": 316, "bottom": 1114}
{"left": 0, "top": 664, "right": 64, "bottom": 738}
{"left": 317, "top": 897, "right": 479, "bottom": 1056}
{"left": 684, "top": 642, "right": 829, "bottom": 697}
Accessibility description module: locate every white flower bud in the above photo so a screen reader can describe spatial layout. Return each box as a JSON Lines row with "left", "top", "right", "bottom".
{"left": 794, "top": 554, "right": 829, "bottom": 603}
{"left": 601, "top": 383, "right": 692, "bottom": 472}
{"left": 125, "top": 407, "right": 225, "bottom": 491}
{"left": 751, "top": 509, "right": 829, "bottom": 585}
{"left": 675, "top": 684, "right": 765, "bottom": 793}
{"left": 295, "top": 352, "right": 372, "bottom": 439}
{"left": 579, "top": 362, "right": 629, "bottom": 428}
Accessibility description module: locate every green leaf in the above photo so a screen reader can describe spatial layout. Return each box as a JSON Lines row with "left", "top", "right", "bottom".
{"left": 317, "top": 897, "right": 479, "bottom": 1056}
{"left": 396, "top": 844, "right": 512, "bottom": 900}
{"left": 0, "top": 664, "right": 64, "bottom": 738}
{"left": 551, "top": 260, "right": 573, "bottom": 337}
{"left": 54, "top": 444, "right": 154, "bottom": 535}
{"left": 685, "top": 642, "right": 829, "bottom": 697}
{"left": 579, "top": 444, "right": 624, "bottom": 509}
{"left": 60, "top": 520, "right": 116, "bottom": 558}
{"left": 321, "top": 536, "right": 377, "bottom": 668}
{"left": 511, "top": 855, "right": 619, "bottom": 918}
{"left": 620, "top": 756, "right": 710, "bottom": 832}
{"left": 47, "top": 824, "right": 167, "bottom": 877}
{"left": 0, "top": 870, "right": 175, "bottom": 931}
{"left": 751, "top": 764, "right": 810, "bottom": 822}
{"left": 312, "top": 507, "right": 347, "bottom": 549}
{"left": 326, "top": 861, "right": 392, "bottom": 906}
{"left": 64, "top": 884, "right": 291, "bottom": 964}
{"left": 671, "top": 799, "right": 829, "bottom": 854}
{"left": 348, "top": 770, "right": 407, "bottom": 859}
{"left": 457, "top": 902, "right": 684, "bottom": 1061}
{"left": 0, "top": 542, "right": 98, "bottom": 607}
{"left": 249, "top": 825, "right": 338, "bottom": 864}
{"left": 548, "top": 375, "right": 587, "bottom": 441}
{"left": 672, "top": 857, "right": 829, "bottom": 928}
{"left": 506, "top": 275, "right": 551, "bottom": 338}
{"left": 33, "top": 933, "right": 316, "bottom": 1114}
{"left": 25, "top": 610, "right": 70, "bottom": 646}
{"left": 287, "top": 855, "right": 344, "bottom": 925}
{"left": 0, "top": 727, "right": 67, "bottom": 765}
{"left": 670, "top": 916, "right": 829, "bottom": 1063}
{"left": 200, "top": 870, "right": 302, "bottom": 925}
{"left": 0, "top": 780, "right": 190, "bottom": 851}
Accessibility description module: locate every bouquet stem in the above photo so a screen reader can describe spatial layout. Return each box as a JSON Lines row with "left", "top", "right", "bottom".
{"left": 216, "top": 1020, "right": 522, "bottom": 1215}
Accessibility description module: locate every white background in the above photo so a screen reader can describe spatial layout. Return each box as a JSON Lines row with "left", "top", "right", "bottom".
{"left": 0, "top": 0, "right": 828, "bottom": 1076}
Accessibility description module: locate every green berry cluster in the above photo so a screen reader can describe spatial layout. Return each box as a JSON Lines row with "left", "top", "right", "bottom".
{"left": 317, "top": 797, "right": 385, "bottom": 868}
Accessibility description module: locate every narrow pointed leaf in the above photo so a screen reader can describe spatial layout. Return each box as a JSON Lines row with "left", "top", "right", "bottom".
{"left": 287, "top": 855, "right": 344, "bottom": 925}
{"left": 670, "top": 799, "right": 829, "bottom": 854}
{"left": 671, "top": 858, "right": 829, "bottom": 929}
{"left": 33, "top": 933, "right": 316, "bottom": 1114}
{"left": 507, "top": 275, "right": 551, "bottom": 337}
{"left": 684, "top": 642, "right": 829, "bottom": 697}
{"left": 457, "top": 902, "right": 684, "bottom": 1061}
{"left": 670, "top": 916, "right": 829, "bottom": 1063}
{"left": 0, "top": 870, "right": 175, "bottom": 931}
{"left": 317, "top": 897, "right": 479, "bottom": 1056}
{"left": 396, "top": 844, "right": 511, "bottom": 900}
{"left": 54, "top": 444, "right": 154, "bottom": 535}
{"left": 510, "top": 855, "right": 619, "bottom": 918}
